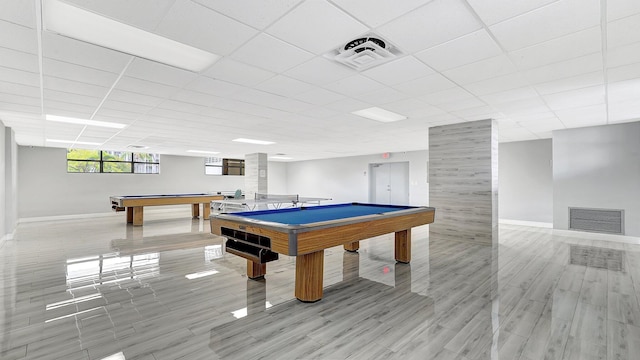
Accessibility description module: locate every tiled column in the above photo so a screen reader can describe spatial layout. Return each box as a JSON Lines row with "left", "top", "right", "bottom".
{"left": 428, "top": 119, "right": 498, "bottom": 246}
{"left": 244, "top": 153, "right": 268, "bottom": 200}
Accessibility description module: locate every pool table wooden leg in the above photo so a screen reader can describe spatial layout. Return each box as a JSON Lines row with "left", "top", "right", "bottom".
{"left": 132, "top": 206, "right": 144, "bottom": 226}
{"left": 203, "top": 203, "right": 211, "bottom": 219}
{"left": 395, "top": 229, "right": 411, "bottom": 263}
{"left": 247, "top": 260, "right": 266, "bottom": 279}
{"left": 344, "top": 241, "right": 359, "bottom": 252}
{"left": 295, "top": 250, "right": 324, "bottom": 302}
{"left": 126, "top": 207, "right": 133, "bottom": 223}
{"left": 192, "top": 203, "right": 200, "bottom": 218}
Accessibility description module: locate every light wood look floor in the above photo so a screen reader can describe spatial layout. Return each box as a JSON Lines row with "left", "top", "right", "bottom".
{"left": 1, "top": 211, "right": 640, "bottom": 359}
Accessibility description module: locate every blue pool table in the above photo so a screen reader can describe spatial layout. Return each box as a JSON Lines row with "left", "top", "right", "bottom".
{"left": 210, "top": 203, "right": 436, "bottom": 302}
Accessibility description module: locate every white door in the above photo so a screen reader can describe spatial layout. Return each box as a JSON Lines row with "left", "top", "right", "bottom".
{"left": 369, "top": 162, "right": 409, "bottom": 204}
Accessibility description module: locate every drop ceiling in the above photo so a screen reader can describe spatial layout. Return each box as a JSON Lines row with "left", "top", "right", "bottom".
{"left": 0, "top": 0, "right": 639, "bottom": 161}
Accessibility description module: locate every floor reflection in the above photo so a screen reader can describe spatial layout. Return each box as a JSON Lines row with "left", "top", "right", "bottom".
{"left": 2, "top": 213, "right": 640, "bottom": 359}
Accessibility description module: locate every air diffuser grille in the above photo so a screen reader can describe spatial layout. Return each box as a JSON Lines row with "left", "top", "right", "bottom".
{"left": 327, "top": 34, "right": 401, "bottom": 71}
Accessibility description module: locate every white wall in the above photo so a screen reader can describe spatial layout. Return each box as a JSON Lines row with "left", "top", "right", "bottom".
{"left": 285, "top": 150, "right": 429, "bottom": 206}
{"left": 0, "top": 123, "right": 6, "bottom": 242}
{"left": 499, "top": 139, "right": 553, "bottom": 223}
{"left": 17, "top": 146, "right": 254, "bottom": 218}
{"left": 553, "top": 122, "right": 640, "bottom": 236}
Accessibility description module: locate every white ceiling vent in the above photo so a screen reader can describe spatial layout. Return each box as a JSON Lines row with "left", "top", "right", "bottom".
{"left": 328, "top": 34, "right": 401, "bottom": 71}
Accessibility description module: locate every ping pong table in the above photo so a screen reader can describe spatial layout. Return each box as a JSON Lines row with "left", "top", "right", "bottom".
{"left": 211, "top": 193, "right": 331, "bottom": 213}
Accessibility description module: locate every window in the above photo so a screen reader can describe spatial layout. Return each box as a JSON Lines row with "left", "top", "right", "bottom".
{"left": 67, "top": 149, "right": 160, "bottom": 173}
{"left": 205, "top": 157, "right": 244, "bottom": 175}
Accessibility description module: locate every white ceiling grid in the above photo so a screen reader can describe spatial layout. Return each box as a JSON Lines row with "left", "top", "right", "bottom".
{"left": 0, "top": 0, "right": 639, "bottom": 161}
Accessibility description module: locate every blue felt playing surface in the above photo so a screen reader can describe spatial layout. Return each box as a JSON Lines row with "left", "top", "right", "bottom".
{"left": 231, "top": 203, "right": 413, "bottom": 225}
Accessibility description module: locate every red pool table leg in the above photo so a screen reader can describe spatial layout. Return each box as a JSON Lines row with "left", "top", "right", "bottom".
{"left": 395, "top": 229, "right": 411, "bottom": 263}
{"left": 295, "top": 250, "right": 324, "bottom": 302}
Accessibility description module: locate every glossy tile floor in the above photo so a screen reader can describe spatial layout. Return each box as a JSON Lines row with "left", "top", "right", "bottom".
{"left": 2, "top": 211, "right": 640, "bottom": 359}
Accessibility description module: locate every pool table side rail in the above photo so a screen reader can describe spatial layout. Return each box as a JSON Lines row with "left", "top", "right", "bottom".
{"left": 211, "top": 205, "right": 434, "bottom": 233}
{"left": 110, "top": 194, "right": 224, "bottom": 208}
{"left": 211, "top": 206, "right": 435, "bottom": 256}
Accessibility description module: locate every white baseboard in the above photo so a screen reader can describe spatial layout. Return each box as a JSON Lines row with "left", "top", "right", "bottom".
{"left": 499, "top": 219, "right": 553, "bottom": 228}
{"left": 18, "top": 206, "right": 195, "bottom": 223}
{"left": 551, "top": 228, "right": 640, "bottom": 245}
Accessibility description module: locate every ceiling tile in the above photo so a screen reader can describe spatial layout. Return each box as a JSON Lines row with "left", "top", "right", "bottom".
{"left": 518, "top": 117, "right": 565, "bottom": 132}
{"left": 608, "top": 78, "right": 640, "bottom": 103}
{"left": 509, "top": 26, "right": 602, "bottom": 70}
{"left": 155, "top": 0, "right": 258, "bottom": 56}
{"left": 607, "top": 63, "right": 640, "bottom": 83}
{"left": 285, "top": 57, "right": 354, "bottom": 85}
{"left": 607, "top": 0, "right": 640, "bottom": 22}
{"left": 352, "top": 87, "right": 408, "bottom": 105}
{"left": 492, "top": 97, "right": 550, "bottom": 116}
{"left": 193, "top": 0, "right": 303, "bottom": 30}
{"left": 414, "top": 30, "right": 503, "bottom": 72}
{"left": 255, "top": 75, "right": 315, "bottom": 97}
{"left": 607, "top": 41, "right": 640, "bottom": 69}
{"left": 0, "top": 67, "right": 40, "bottom": 87}
{"left": 555, "top": 104, "right": 607, "bottom": 127}
{"left": 392, "top": 73, "right": 457, "bottom": 96}
{"left": 418, "top": 86, "right": 476, "bottom": 106}
{"left": 291, "top": 88, "right": 345, "bottom": 106}
{"left": 377, "top": 0, "right": 483, "bottom": 53}
{"left": 44, "top": 58, "right": 119, "bottom": 87}
{"left": 607, "top": 13, "right": 640, "bottom": 49}
{"left": 533, "top": 71, "right": 603, "bottom": 95}
{"left": 443, "top": 55, "right": 517, "bottom": 85}
{"left": 465, "top": 72, "right": 530, "bottom": 96}
{"left": 231, "top": 33, "right": 314, "bottom": 73}
{"left": 324, "top": 75, "right": 386, "bottom": 97}
{"left": 125, "top": 58, "right": 199, "bottom": 87}
{"left": 332, "top": 0, "right": 430, "bottom": 28}
{"left": 466, "top": 0, "right": 558, "bottom": 26}
{"left": 437, "top": 97, "right": 488, "bottom": 112}
{"left": 520, "top": 53, "right": 602, "bottom": 84}
{"left": 0, "top": 81, "right": 40, "bottom": 98}
{"left": 266, "top": 1, "right": 368, "bottom": 55}
{"left": 361, "top": 56, "right": 434, "bottom": 86}
{"left": 608, "top": 97, "right": 640, "bottom": 123}
{"left": 42, "top": 33, "right": 132, "bottom": 73}
{"left": 0, "top": 20, "right": 37, "bottom": 54}
{"left": 383, "top": 98, "right": 446, "bottom": 118}
{"left": 489, "top": 0, "right": 600, "bottom": 51}
{"left": 204, "top": 58, "right": 275, "bottom": 86}
{"left": 542, "top": 85, "right": 605, "bottom": 110}
{"left": 0, "top": 47, "right": 38, "bottom": 73}
{"left": 108, "top": 90, "right": 164, "bottom": 108}
{"left": 44, "top": 76, "right": 109, "bottom": 98}
{"left": 183, "top": 76, "right": 246, "bottom": 98}
{"left": 44, "top": 89, "right": 102, "bottom": 108}
{"left": 479, "top": 87, "right": 540, "bottom": 105}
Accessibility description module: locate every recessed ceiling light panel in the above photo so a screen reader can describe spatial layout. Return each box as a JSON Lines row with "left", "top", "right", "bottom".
{"left": 46, "top": 114, "right": 126, "bottom": 129}
{"left": 42, "top": 0, "right": 220, "bottom": 72}
{"left": 352, "top": 107, "right": 407, "bottom": 122}
{"left": 232, "top": 138, "right": 275, "bottom": 145}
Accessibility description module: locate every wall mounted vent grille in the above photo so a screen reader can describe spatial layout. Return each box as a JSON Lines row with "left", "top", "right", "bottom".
{"left": 569, "top": 207, "right": 624, "bottom": 235}
{"left": 326, "top": 34, "right": 401, "bottom": 71}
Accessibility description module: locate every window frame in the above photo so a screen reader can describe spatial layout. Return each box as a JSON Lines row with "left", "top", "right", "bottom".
{"left": 67, "top": 149, "right": 160, "bottom": 174}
